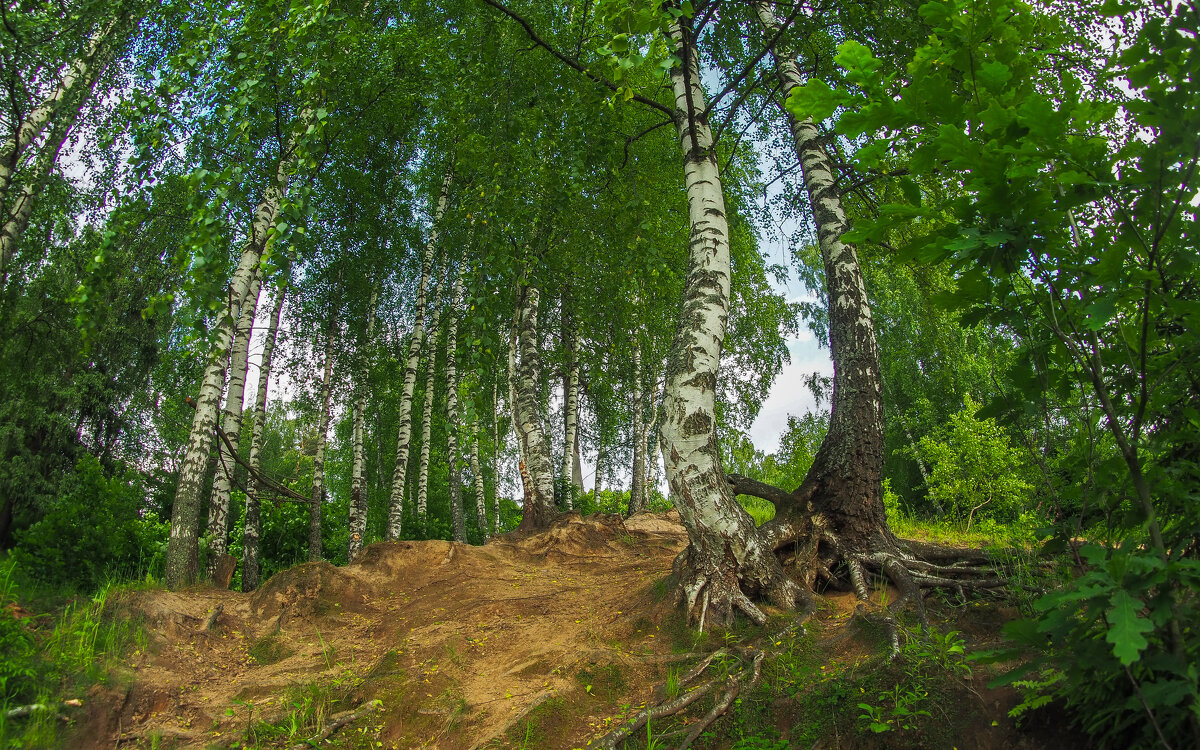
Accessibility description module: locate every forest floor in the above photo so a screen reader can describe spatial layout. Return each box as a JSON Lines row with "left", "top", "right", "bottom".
{"left": 73, "top": 511, "right": 1084, "bottom": 750}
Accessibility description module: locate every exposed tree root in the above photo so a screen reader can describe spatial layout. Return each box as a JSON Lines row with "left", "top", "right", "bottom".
{"left": 592, "top": 613, "right": 810, "bottom": 750}
{"left": 288, "top": 700, "right": 381, "bottom": 750}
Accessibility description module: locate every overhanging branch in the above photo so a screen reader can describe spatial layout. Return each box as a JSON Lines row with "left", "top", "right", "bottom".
{"left": 477, "top": 0, "right": 674, "bottom": 118}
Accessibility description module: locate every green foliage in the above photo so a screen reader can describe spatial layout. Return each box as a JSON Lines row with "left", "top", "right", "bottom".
{"left": 0, "top": 559, "right": 153, "bottom": 747}
{"left": 811, "top": 0, "right": 1200, "bottom": 744}
{"left": 909, "top": 395, "right": 1035, "bottom": 528}
{"left": 13, "top": 455, "right": 168, "bottom": 591}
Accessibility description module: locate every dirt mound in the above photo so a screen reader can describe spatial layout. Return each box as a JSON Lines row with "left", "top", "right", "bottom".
{"left": 85, "top": 511, "right": 690, "bottom": 749}
{"left": 78, "top": 513, "right": 1063, "bottom": 750}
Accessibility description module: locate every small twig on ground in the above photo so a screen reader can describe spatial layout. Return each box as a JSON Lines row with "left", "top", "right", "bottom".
{"left": 202, "top": 603, "right": 223, "bottom": 631}
{"left": 288, "top": 700, "right": 382, "bottom": 750}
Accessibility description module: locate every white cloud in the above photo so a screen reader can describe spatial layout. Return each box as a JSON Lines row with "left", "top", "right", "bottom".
{"left": 748, "top": 337, "right": 832, "bottom": 454}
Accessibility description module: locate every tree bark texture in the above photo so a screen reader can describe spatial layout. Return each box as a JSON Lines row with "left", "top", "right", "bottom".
{"left": 471, "top": 418, "right": 489, "bottom": 541}
{"left": 205, "top": 271, "right": 263, "bottom": 572}
{"left": 308, "top": 319, "right": 337, "bottom": 562}
{"left": 659, "top": 15, "right": 803, "bottom": 628}
{"left": 560, "top": 299, "right": 582, "bottom": 502}
{"left": 629, "top": 344, "right": 647, "bottom": 515}
{"left": 242, "top": 278, "right": 286, "bottom": 592}
{"left": 0, "top": 115, "right": 71, "bottom": 285}
{"left": 348, "top": 287, "right": 379, "bottom": 561}
{"left": 165, "top": 133, "right": 303, "bottom": 590}
{"left": 444, "top": 264, "right": 467, "bottom": 542}
{"left": 492, "top": 379, "right": 502, "bottom": 534}
{"left": 754, "top": 2, "right": 888, "bottom": 552}
{"left": 0, "top": 16, "right": 120, "bottom": 210}
{"left": 388, "top": 170, "right": 450, "bottom": 538}
{"left": 416, "top": 295, "right": 442, "bottom": 523}
{"left": 514, "top": 284, "right": 558, "bottom": 531}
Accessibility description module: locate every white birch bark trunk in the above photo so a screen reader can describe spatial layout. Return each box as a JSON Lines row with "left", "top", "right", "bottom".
{"left": 165, "top": 130, "right": 305, "bottom": 589}
{"left": 387, "top": 170, "right": 450, "bottom": 538}
{"left": 205, "top": 271, "right": 263, "bottom": 571}
{"left": 492, "top": 380, "right": 502, "bottom": 534}
{"left": 444, "top": 264, "right": 466, "bottom": 542}
{"left": 629, "top": 344, "right": 646, "bottom": 515}
{"left": 416, "top": 297, "right": 442, "bottom": 523}
{"left": 754, "top": 2, "right": 888, "bottom": 548}
{"left": 507, "top": 304, "right": 530, "bottom": 506}
{"left": 348, "top": 287, "right": 379, "bottom": 561}
{"left": 471, "top": 417, "right": 489, "bottom": 541}
{"left": 659, "top": 16, "right": 801, "bottom": 628}
{"left": 0, "top": 115, "right": 71, "bottom": 285}
{"left": 561, "top": 309, "right": 582, "bottom": 501}
{"left": 0, "top": 17, "right": 119, "bottom": 208}
{"left": 594, "top": 443, "right": 605, "bottom": 496}
{"left": 242, "top": 278, "right": 286, "bottom": 591}
{"left": 309, "top": 320, "right": 337, "bottom": 562}
{"left": 644, "top": 380, "right": 660, "bottom": 494}
{"left": 514, "top": 285, "right": 558, "bottom": 530}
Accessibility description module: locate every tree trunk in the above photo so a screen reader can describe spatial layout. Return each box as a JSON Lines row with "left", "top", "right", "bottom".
{"left": 658, "top": 15, "right": 805, "bottom": 629}
{"left": 164, "top": 130, "right": 304, "bottom": 590}
{"left": 492, "top": 379, "right": 502, "bottom": 534}
{"left": 242, "top": 278, "right": 286, "bottom": 592}
{"left": 308, "top": 318, "right": 337, "bottom": 562}
{"left": 507, "top": 304, "right": 532, "bottom": 508}
{"left": 560, "top": 298, "right": 582, "bottom": 504}
{"left": 205, "top": 271, "right": 263, "bottom": 573}
{"left": 594, "top": 443, "right": 605, "bottom": 497}
{"left": 348, "top": 287, "right": 379, "bottom": 561}
{"left": 514, "top": 284, "right": 558, "bottom": 531}
{"left": 444, "top": 264, "right": 466, "bottom": 542}
{"left": 471, "top": 417, "right": 489, "bottom": 541}
{"left": 416, "top": 294, "right": 442, "bottom": 524}
{"left": 644, "top": 379, "right": 660, "bottom": 496}
{"left": 629, "top": 344, "right": 647, "bottom": 515}
{"left": 0, "top": 17, "right": 119, "bottom": 209}
{"left": 388, "top": 169, "right": 450, "bottom": 539}
{"left": 0, "top": 116, "right": 71, "bottom": 286}
{"left": 754, "top": 2, "right": 888, "bottom": 553}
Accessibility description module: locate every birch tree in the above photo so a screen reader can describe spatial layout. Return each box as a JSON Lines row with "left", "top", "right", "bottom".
{"left": 444, "top": 263, "right": 467, "bottom": 542}
{"left": 388, "top": 170, "right": 451, "bottom": 538}
{"left": 348, "top": 286, "right": 379, "bottom": 561}
{"left": 307, "top": 315, "right": 337, "bottom": 562}
{"left": 513, "top": 283, "right": 558, "bottom": 530}
{"left": 242, "top": 277, "right": 286, "bottom": 591}
{"left": 205, "top": 271, "right": 262, "bottom": 572}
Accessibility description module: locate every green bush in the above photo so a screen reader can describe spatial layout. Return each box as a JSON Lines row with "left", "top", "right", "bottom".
{"left": 910, "top": 395, "right": 1034, "bottom": 528}
{"left": 13, "top": 455, "right": 167, "bottom": 591}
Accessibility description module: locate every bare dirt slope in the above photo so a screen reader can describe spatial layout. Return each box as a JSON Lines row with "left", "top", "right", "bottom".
{"left": 90, "top": 512, "right": 691, "bottom": 749}
{"left": 82, "top": 512, "right": 1073, "bottom": 750}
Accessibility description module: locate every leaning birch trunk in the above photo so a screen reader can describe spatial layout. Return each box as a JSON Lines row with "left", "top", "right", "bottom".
{"left": 754, "top": 1, "right": 888, "bottom": 550}
{"left": 0, "top": 115, "right": 71, "bottom": 284}
{"left": 560, "top": 306, "right": 582, "bottom": 501}
{"left": 471, "top": 417, "right": 489, "bottom": 540}
{"left": 628, "top": 344, "right": 646, "bottom": 515}
{"left": 205, "top": 271, "right": 263, "bottom": 573}
{"left": 348, "top": 287, "right": 379, "bottom": 561}
{"left": 309, "top": 320, "right": 337, "bottom": 562}
{"left": 658, "top": 16, "right": 804, "bottom": 628}
{"left": 416, "top": 296, "right": 443, "bottom": 523}
{"left": 242, "top": 279, "right": 286, "bottom": 592}
{"left": 514, "top": 284, "right": 558, "bottom": 531}
{"left": 444, "top": 264, "right": 467, "bottom": 542}
{"left": 0, "top": 17, "right": 120, "bottom": 209}
{"left": 164, "top": 129, "right": 304, "bottom": 590}
{"left": 388, "top": 170, "right": 450, "bottom": 538}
